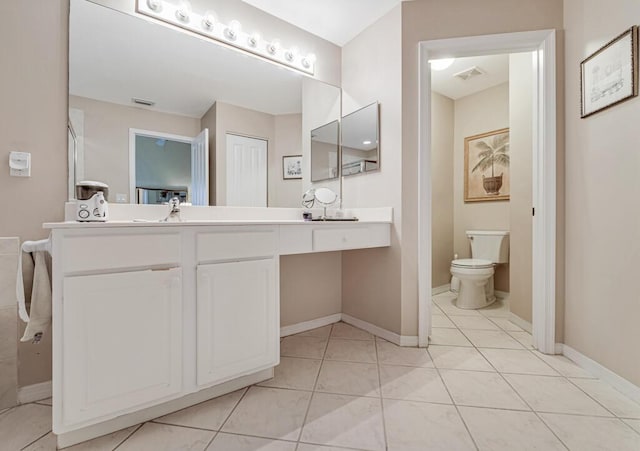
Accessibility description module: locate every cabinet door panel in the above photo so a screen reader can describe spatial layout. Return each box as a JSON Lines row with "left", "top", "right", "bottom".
{"left": 62, "top": 268, "right": 182, "bottom": 427}
{"left": 197, "top": 260, "right": 278, "bottom": 387}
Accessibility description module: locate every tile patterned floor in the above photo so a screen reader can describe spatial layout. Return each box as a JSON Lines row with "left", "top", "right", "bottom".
{"left": 2, "top": 292, "right": 640, "bottom": 450}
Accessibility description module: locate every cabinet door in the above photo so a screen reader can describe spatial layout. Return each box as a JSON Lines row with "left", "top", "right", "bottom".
{"left": 62, "top": 268, "right": 182, "bottom": 427}
{"left": 197, "top": 259, "right": 278, "bottom": 387}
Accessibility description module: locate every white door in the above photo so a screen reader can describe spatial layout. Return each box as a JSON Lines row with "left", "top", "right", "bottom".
{"left": 196, "top": 259, "right": 278, "bottom": 387}
{"left": 61, "top": 268, "right": 183, "bottom": 427}
{"left": 191, "top": 128, "right": 209, "bottom": 206}
{"left": 226, "top": 134, "right": 267, "bottom": 207}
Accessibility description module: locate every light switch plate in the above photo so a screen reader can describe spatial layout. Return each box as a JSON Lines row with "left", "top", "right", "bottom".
{"left": 9, "top": 151, "right": 31, "bottom": 177}
{"left": 115, "top": 193, "right": 128, "bottom": 203}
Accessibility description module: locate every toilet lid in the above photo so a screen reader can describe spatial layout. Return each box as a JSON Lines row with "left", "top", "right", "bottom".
{"left": 451, "top": 258, "right": 493, "bottom": 269}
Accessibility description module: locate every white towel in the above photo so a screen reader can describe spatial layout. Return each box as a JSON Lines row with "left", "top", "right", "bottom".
{"left": 17, "top": 250, "right": 52, "bottom": 343}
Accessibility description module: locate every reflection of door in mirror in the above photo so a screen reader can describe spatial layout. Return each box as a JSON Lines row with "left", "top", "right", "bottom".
{"left": 311, "top": 120, "right": 340, "bottom": 182}
{"left": 226, "top": 134, "right": 268, "bottom": 207}
{"left": 129, "top": 129, "right": 209, "bottom": 205}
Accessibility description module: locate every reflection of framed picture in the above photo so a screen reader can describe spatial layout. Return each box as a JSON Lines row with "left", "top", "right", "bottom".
{"left": 581, "top": 26, "right": 638, "bottom": 118}
{"left": 464, "top": 128, "right": 510, "bottom": 203}
{"left": 283, "top": 155, "right": 302, "bottom": 180}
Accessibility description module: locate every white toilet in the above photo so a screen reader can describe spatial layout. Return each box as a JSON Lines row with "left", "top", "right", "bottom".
{"left": 450, "top": 230, "right": 509, "bottom": 309}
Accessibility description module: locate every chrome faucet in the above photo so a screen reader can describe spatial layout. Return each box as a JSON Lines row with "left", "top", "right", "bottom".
{"left": 163, "top": 197, "right": 182, "bottom": 222}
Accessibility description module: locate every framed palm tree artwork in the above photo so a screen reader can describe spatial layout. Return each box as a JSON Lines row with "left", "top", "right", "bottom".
{"left": 464, "top": 128, "right": 510, "bottom": 202}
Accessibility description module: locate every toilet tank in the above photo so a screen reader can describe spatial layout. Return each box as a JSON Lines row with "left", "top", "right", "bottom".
{"left": 466, "top": 230, "right": 509, "bottom": 263}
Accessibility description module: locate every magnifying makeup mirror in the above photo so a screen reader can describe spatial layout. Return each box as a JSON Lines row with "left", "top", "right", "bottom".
{"left": 301, "top": 187, "right": 338, "bottom": 219}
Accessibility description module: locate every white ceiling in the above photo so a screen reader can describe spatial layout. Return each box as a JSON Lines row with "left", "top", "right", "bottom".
{"left": 430, "top": 54, "right": 510, "bottom": 100}
{"left": 241, "top": 0, "right": 402, "bottom": 46}
{"left": 69, "top": 0, "right": 303, "bottom": 118}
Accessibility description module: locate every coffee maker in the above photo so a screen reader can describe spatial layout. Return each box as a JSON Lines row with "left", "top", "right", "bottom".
{"left": 76, "top": 181, "right": 109, "bottom": 222}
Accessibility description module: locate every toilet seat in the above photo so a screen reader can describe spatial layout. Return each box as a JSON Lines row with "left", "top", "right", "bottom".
{"left": 451, "top": 258, "right": 493, "bottom": 269}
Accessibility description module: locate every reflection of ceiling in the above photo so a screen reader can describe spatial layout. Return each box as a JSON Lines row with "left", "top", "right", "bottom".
{"left": 342, "top": 104, "right": 378, "bottom": 151}
{"left": 431, "top": 54, "right": 510, "bottom": 100}
{"left": 241, "top": 0, "right": 403, "bottom": 46}
{"left": 69, "top": 0, "right": 303, "bottom": 118}
{"left": 311, "top": 121, "right": 339, "bottom": 145}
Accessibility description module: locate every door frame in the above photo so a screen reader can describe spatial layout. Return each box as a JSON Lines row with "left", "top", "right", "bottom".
{"left": 417, "top": 30, "right": 557, "bottom": 354}
{"left": 128, "top": 128, "right": 194, "bottom": 203}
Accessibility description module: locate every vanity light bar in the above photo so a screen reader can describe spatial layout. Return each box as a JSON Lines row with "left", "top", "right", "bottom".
{"left": 136, "top": 0, "right": 316, "bottom": 75}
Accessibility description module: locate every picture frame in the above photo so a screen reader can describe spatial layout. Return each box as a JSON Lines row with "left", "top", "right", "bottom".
{"left": 464, "top": 128, "right": 510, "bottom": 203}
{"left": 282, "top": 155, "right": 302, "bottom": 180}
{"left": 581, "top": 26, "right": 638, "bottom": 118}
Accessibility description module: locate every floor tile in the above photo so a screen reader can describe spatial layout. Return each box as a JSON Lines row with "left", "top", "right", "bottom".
{"left": 503, "top": 374, "right": 612, "bottom": 416}
{"left": 155, "top": 389, "right": 246, "bottom": 430}
{"left": 222, "top": 387, "right": 311, "bottom": 441}
{"left": 459, "top": 406, "right": 566, "bottom": 451}
{"left": 438, "top": 303, "right": 483, "bottom": 317}
{"left": 429, "top": 328, "right": 473, "bottom": 347}
{"left": 297, "top": 444, "right": 357, "bottom": 451}
{"left": 433, "top": 293, "right": 457, "bottom": 306}
{"left": 623, "top": 418, "right": 640, "bottom": 434}
{"left": 376, "top": 338, "right": 434, "bottom": 367}
{"left": 533, "top": 352, "right": 595, "bottom": 378}
{"left": 462, "top": 330, "right": 524, "bottom": 349}
{"left": 541, "top": 413, "right": 640, "bottom": 451}
{"left": 440, "top": 370, "right": 529, "bottom": 410}
{"left": 488, "top": 317, "right": 524, "bottom": 332}
{"left": 431, "top": 302, "right": 445, "bottom": 315}
{"left": 330, "top": 322, "right": 373, "bottom": 340}
{"left": 35, "top": 397, "right": 52, "bottom": 406}
{"left": 379, "top": 365, "right": 451, "bottom": 404}
{"left": 570, "top": 378, "right": 640, "bottom": 418}
{"left": 477, "top": 303, "right": 511, "bottom": 318}
{"left": 258, "top": 357, "right": 321, "bottom": 391}
{"left": 206, "top": 432, "right": 296, "bottom": 450}
{"left": 431, "top": 314, "right": 456, "bottom": 328}
{"left": 383, "top": 399, "right": 475, "bottom": 451}
{"left": 280, "top": 336, "right": 327, "bottom": 359}
{"left": 428, "top": 345, "right": 495, "bottom": 372}
{"left": 0, "top": 403, "right": 51, "bottom": 450}
{"left": 479, "top": 349, "right": 559, "bottom": 375}
{"left": 25, "top": 426, "right": 138, "bottom": 450}
{"left": 294, "top": 325, "right": 333, "bottom": 339}
{"left": 324, "top": 339, "right": 377, "bottom": 363}
{"left": 315, "top": 360, "right": 380, "bottom": 397}
{"left": 450, "top": 315, "right": 500, "bottom": 330}
{"left": 300, "top": 393, "right": 385, "bottom": 451}
{"left": 507, "top": 331, "right": 534, "bottom": 349}
{"left": 117, "top": 422, "right": 214, "bottom": 451}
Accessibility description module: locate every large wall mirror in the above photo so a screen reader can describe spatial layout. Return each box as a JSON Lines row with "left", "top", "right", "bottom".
{"left": 68, "top": 0, "right": 340, "bottom": 207}
{"left": 341, "top": 102, "right": 379, "bottom": 176}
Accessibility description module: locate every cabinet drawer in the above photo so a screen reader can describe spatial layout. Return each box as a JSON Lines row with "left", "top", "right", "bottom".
{"left": 313, "top": 224, "right": 390, "bottom": 252}
{"left": 197, "top": 228, "right": 277, "bottom": 262}
{"left": 62, "top": 233, "right": 180, "bottom": 273}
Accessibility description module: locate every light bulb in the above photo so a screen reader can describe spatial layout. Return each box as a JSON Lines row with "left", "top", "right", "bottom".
{"left": 362, "top": 140, "right": 372, "bottom": 145}
{"left": 224, "top": 20, "right": 242, "bottom": 41}
{"left": 284, "top": 46, "right": 299, "bottom": 62}
{"left": 201, "top": 10, "right": 216, "bottom": 31}
{"left": 267, "top": 39, "right": 281, "bottom": 55}
{"left": 175, "top": 0, "right": 191, "bottom": 23}
{"left": 248, "top": 32, "right": 260, "bottom": 48}
{"left": 429, "top": 58, "right": 455, "bottom": 71}
{"left": 301, "top": 53, "right": 316, "bottom": 69}
{"left": 146, "top": 0, "right": 162, "bottom": 12}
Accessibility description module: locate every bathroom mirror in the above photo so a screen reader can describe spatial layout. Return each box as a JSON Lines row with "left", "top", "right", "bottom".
{"left": 341, "top": 102, "right": 380, "bottom": 176}
{"left": 310, "top": 121, "right": 340, "bottom": 182}
{"left": 68, "top": 0, "right": 341, "bottom": 207}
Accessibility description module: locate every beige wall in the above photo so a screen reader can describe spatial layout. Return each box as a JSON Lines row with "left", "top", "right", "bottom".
{"left": 69, "top": 95, "right": 201, "bottom": 201}
{"left": 509, "top": 53, "right": 534, "bottom": 323}
{"left": 454, "top": 83, "right": 510, "bottom": 292}
{"left": 0, "top": 238, "right": 20, "bottom": 409}
{"left": 401, "top": 0, "right": 564, "bottom": 336}
{"left": 341, "top": 5, "right": 403, "bottom": 335}
{"left": 564, "top": 0, "right": 640, "bottom": 386}
{"left": 273, "top": 114, "right": 303, "bottom": 208}
{"left": 430, "top": 92, "right": 455, "bottom": 288}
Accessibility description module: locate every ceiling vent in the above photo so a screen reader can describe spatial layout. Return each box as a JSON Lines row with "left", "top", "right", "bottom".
{"left": 453, "top": 66, "right": 485, "bottom": 81}
{"left": 132, "top": 97, "right": 155, "bottom": 107}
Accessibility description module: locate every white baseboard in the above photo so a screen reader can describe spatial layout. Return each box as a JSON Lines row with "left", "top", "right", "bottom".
{"left": 280, "top": 313, "right": 342, "bottom": 337}
{"left": 17, "top": 381, "right": 51, "bottom": 404}
{"left": 559, "top": 344, "right": 640, "bottom": 405}
{"left": 554, "top": 343, "right": 564, "bottom": 354}
{"left": 508, "top": 312, "right": 532, "bottom": 333}
{"left": 341, "top": 314, "right": 418, "bottom": 346}
{"left": 495, "top": 290, "right": 510, "bottom": 300}
{"left": 431, "top": 284, "right": 451, "bottom": 295}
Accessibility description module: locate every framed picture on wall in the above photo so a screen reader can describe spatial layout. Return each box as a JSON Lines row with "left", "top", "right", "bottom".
{"left": 464, "top": 128, "right": 510, "bottom": 202}
{"left": 282, "top": 155, "right": 302, "bottom": 180}
{"left": 581, "top": 26, "right": 638, "bottom": 118}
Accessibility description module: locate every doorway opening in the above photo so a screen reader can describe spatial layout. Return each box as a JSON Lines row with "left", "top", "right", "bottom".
{"left": 417, "top": 30, "right": 557, "bottom": 354}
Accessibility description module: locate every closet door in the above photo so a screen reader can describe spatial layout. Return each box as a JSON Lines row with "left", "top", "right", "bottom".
{"left": 225, "top": 134, "right": 268, "bottom": 207}
{"left": 61, "top": 268, "right": 182, "bottom": 427}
